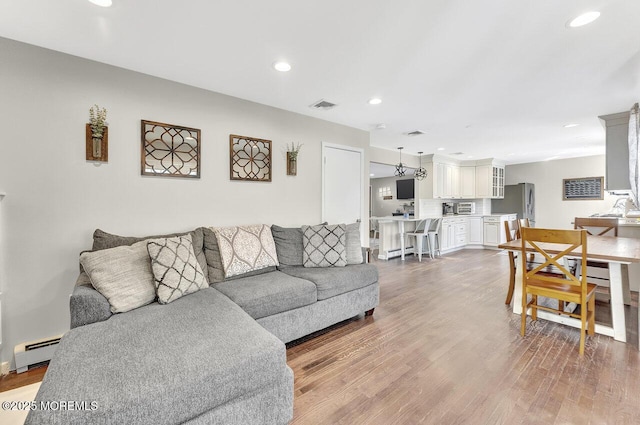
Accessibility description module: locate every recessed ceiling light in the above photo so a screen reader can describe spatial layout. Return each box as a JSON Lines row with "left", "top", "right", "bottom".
{"left": 567, "top": 11, "right": 600, "bottom": 28}
{"left": 437, "top": 147, "right": 445, "bottom": 151}
{"left": 273, "top": 61, "right": 291, "bottom": 72}
{"left": 370, "top": 173, "right": 375, "bottom": 177}
{"left": 375, "top": 123, "right": 386, "bottom": 130}
{"left": 563, "top": 123, "right": 579, "bottom": 128}
{"left": 88, "top": 0, "right": 112, "bottom": 7}
{"left": 368, "top": 98, "right": 382, "bottom": 105}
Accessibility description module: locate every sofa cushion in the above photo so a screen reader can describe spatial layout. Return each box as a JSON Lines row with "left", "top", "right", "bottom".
{"left": 345, "top": 222, "right": 363, "bottom": 265}
{"left": 79, "top": 241, "right": 156, "bottom": 313}
{"left": 302, "top": 224, "right": 347, "bottom": 268}
{"left": 213, "top": 224, "right": 279, "bottom": 278}
{"left": 147, "top": 234, "right": 208, "bottom": 304}
{"left": 202, "top": 227, "right": 276, "bottom": 283}
{"left": 271, "top": 225, "right": 304, "bottom": 267}
{"left": 213, "top": 271, "right": 317, "bottom": 319}
{"left": 90, "top": 228, "right": 208, "bottom": 282}
{"left": 27, "top": 287, "right": 291, "bottom": 425}
{"left": 279, "top": 264, "right": 378, "bottom": 300}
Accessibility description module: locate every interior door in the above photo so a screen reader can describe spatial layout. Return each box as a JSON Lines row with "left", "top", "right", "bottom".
{"left": 322, "top": 143, "right": 364, "bottom": 243}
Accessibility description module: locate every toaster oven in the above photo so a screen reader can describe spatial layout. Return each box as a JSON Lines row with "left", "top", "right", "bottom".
{"left": 455, "top": 202, "right": 475, "bottom": 215}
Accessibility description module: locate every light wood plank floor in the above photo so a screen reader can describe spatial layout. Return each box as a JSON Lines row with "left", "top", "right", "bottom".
{"left": 287, "top": 249, "right": 640, "bottom": 425}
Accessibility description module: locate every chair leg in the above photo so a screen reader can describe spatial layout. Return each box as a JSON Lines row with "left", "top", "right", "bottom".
{"left": 580, "top": 302, "right": 587, "bottom": 356}
{"left": 588, "top": 296, "right": 595, "bottom": 336}
{"left": 521, "top": 291, "right": 527, "bottom": 336}
{"left": 531, "top": 295, "right": 537, "bottom": 321}
{"left": 505, "top": 261, "right": 515, "bottom": 305}
{"left": 425, "top": 234, "right": 433, "bottom": 259}
{"left": 416, "top": 236, "right": 423, "bottom": 262}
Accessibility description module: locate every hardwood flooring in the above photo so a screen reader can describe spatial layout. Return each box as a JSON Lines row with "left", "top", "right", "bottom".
{"left": 2, "top": 249, "right": 639, "bottom": 424}
{"left": 288, "top": 249, "right": 640, "bottom": 424}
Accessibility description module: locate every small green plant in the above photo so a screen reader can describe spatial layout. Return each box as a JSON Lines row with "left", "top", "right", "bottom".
{"left": 287, "top": 142, "right": 303, "bottom": 159}
{"left": 89, "top": 104, "right": 108, "bottom": 139}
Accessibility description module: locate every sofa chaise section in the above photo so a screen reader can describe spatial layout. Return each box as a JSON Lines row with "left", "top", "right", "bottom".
{"left": 26, "top": 287, "right": 293, "bottom": 425}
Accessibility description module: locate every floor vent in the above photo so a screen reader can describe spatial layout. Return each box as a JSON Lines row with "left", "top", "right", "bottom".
{"left": 14, "top": 335, "right": 62, "bottom": 373}
{"left": 309, "top": 99, "right": 337, "bottom": 110}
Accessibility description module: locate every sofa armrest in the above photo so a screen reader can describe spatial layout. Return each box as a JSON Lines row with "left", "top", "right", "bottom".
{"left": 70, "top": 282, "right": 112, "bottom": 328}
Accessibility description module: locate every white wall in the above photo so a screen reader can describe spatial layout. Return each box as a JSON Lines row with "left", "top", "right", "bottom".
{"left": 0, "top": 38, "right": 370, "bottom": 368}
{"left": 506, "top": 155, "right": 620, "bottom": 228}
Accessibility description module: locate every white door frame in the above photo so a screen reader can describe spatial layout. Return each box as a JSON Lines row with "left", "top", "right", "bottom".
{"left": 321, "top": 142, "right": 365, "bottom": 243}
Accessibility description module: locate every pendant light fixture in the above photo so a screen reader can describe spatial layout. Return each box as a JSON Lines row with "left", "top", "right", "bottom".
{"left": 414, "top": 151, "right": 427, "bottom": 180}
{"left": 394, "top": 147, "right": 406, "bottom": 177}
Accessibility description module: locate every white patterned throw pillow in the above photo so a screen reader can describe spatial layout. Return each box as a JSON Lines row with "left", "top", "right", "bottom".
{"left": 212, "top": 224, "right": 279, "bottom": 278}
{"left": 302, "top": 224, "right": 347, "bottom": 267}
{"left": 147, "top": 234, "right": 208, "bottom": 304}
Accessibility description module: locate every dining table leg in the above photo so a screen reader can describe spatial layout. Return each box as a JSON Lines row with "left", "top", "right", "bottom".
{"left": 608, "top": 262, "right": 627, "bottom": 343}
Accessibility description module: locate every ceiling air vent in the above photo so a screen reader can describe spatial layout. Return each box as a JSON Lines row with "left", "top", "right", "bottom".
{"left": 406, "top": 130, "right": 425, "bottom": 136}
{"left": 309, "top": 99, "right": 337, "bottom": 110}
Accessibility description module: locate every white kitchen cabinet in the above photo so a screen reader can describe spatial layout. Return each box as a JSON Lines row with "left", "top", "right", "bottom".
{"left": 441, "top": 217, "right": 468, "bottom": 251}
{"left": 454, "top": 218, "right": 467, "bottom": 247}
{"left": 468, "top": 216, "right": 483, "bottom": 245}
{"left": 483, "top": 214, "right": 517, "bottom": 247}
{"left": 476, "top": 162, "right": 505, "bottom": 199}
{"left": 441, "top": 218, "right": 453, "bottom": 251}
{"left": 433, "top": 162, "right": 460, "bottom": 199}
{"left": 460, "top": 166, "right": 476, "bottom": 198}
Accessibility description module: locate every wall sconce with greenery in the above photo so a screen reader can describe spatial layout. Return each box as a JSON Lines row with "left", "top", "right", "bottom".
{"left": 86, "top": 104, "right": 108, "bottom": 162}
{"left": 286, "top": 142, "right": 302, "bottom": 176}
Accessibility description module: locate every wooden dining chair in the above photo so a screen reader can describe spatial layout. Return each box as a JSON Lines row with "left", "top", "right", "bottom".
{"left": 573, "top": 217, "right": 629, "bottom": 303}
{"left": 504, "top": 219, "right": 570, "bottom": 305}
{"left": 504, "top": 219, "right": 520, "bottom": 304}
{"left": 520, "top": 227, "right": 596, "bottom": 355}
{"left": 406, "top": 219, "right": 432, "bottom": 262}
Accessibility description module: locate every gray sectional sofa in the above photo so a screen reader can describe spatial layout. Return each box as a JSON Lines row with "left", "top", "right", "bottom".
{"left": 26, "top": 224, "right": 379, "bottom": 425}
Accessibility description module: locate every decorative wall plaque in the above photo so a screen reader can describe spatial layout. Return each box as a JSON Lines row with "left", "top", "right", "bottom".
{"left": 141, "top": 120, "right": 200, "bottom": 178}
{"left": 229, "top": 134, "right": 272, "bottom": 182}
{"left": 563, "top": 176, "right": 604, "bottom": 200}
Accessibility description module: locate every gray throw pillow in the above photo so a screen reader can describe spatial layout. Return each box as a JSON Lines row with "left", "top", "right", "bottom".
{"left": 345, "top": 222, "right": 363, "bottom": 265}
{"left": 271, "top": 225, "right": 304, "bottom": 266}
{"left": 302, "top": 224, "right": 347, "bottom": 268}
{"left": 80, "top": 241, "right": 156, "bottom": 313}
{"left": 147, "top": 234, "right": 208, "bottom": 304}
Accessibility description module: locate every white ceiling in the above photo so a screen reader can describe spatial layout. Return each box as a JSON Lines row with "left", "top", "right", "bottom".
{"left": 2, "top": 0, "right": 639, "bottom": 164}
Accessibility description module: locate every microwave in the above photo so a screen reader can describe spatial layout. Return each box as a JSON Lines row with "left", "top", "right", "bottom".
{"left": 455, "top": 202, "right": 475, "bottom": 215}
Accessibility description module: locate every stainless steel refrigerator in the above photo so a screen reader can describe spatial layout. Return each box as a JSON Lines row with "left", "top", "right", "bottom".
{"left": 491, "top": 183, "right": 535, "bottom": 226}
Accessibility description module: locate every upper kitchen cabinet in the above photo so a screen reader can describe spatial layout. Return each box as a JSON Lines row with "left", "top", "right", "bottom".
{"left": 417, "top": 155, "right": 504, "bottom": 199}
{"left": 460, "top": 166, "right": 476, "bottom": 198}
{"left": 599, "top": 111, "right": 631, "bottom": 191}
{"left": 475, "top": 160, "right": 505, "bottom": 199}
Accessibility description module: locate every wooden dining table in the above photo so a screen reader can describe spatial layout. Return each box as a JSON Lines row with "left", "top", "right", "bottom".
{"left": 499, "top": 235, "right": 640, "bottom": 346}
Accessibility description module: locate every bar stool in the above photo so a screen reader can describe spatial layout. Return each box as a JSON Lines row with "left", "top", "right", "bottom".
{"left": 427, "top": 218, "right": 442, "bottom": 258}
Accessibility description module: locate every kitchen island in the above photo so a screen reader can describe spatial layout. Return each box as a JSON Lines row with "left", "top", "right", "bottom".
{"left": 374, "top": 213, "right": 517, "bottom": 260}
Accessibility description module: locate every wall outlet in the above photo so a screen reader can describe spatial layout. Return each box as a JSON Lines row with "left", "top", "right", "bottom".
{"left": 0, "top": 362, "right": 9, "bottom": 376}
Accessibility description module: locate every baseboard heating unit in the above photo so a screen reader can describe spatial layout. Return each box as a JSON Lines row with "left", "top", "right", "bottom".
{"left": 14, "top": 334, "right": 63, "bottom": 373}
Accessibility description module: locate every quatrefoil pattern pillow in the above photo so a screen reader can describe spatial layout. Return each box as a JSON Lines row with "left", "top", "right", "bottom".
{"left": 302, "top": 224, "right": 347, "bottom": 267}
{"left": 213, "top": 224, "right": 279, "bottom": 278}
{"left": 147, "top": 234, "right": 208, "bottom": 304}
